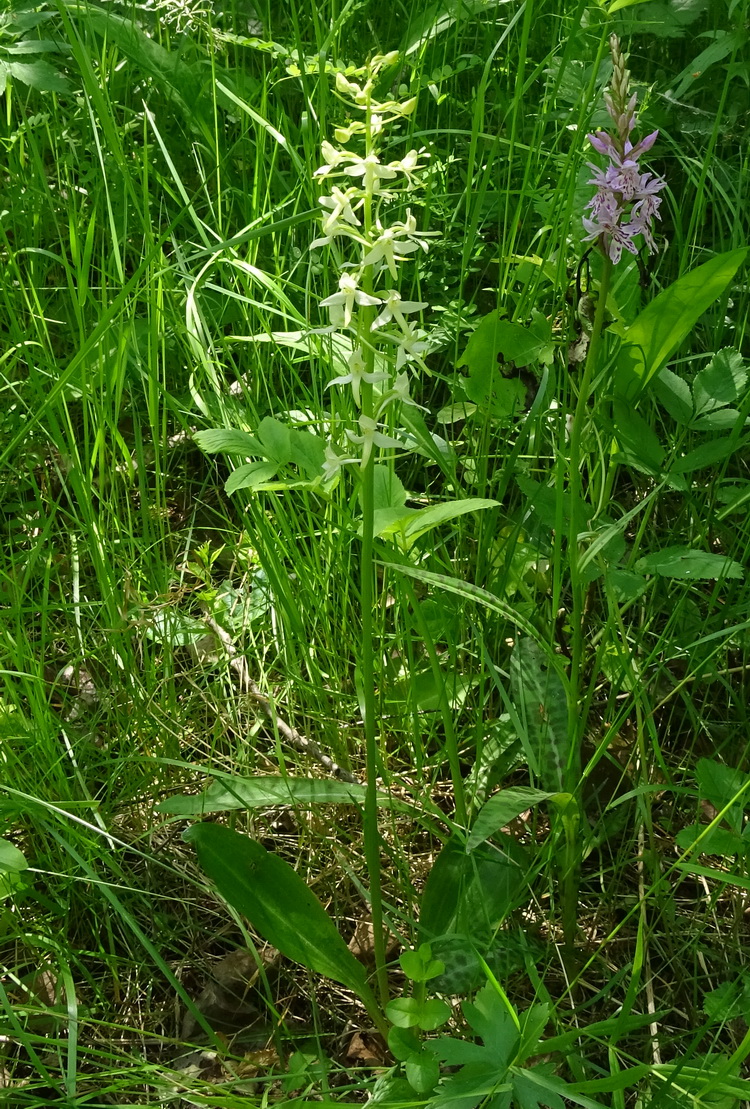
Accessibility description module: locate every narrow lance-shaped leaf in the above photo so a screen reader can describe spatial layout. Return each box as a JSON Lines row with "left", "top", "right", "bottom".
{"left": 183, "top": 823, "right": 386, "bottom": 1033}
{"left": 613, "top": 248, "right": 748, "bottom": 401}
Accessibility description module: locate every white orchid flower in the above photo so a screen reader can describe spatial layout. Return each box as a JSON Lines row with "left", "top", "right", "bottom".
{"left": 343, "top": 153, "right": 398, "bottom": 194}
{"left": 345, "top": 415, "right": 403, "bottom": 468}
{"left": 372, "top": 289, "right": 428, "bottom": 330}
{"left": 377, "top": 371, "right": 429, "bottom": 415}
{"left": 318, "top": 186, "right": 363, "bottom": 235}
{"left": 326, "top": 347, "right": 389, "bottom": 408}
{"left": 319, "top": 273, "right": 381, "bottom": 329}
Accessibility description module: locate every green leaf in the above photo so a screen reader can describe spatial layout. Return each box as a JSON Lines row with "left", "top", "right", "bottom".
{"left": 225, "top": 461, "right": 278, "bottom": 493}
{"left": 695, "top": 758, "right": 750, "bottom": 834}
{"left": 467, "top": 788, "right": 557, "bottom": 852}
{"left": 693, "top": 349, "right": 747, "bottom": 415}
{"left": 675, "top": 824, "right": 743, "bottom": 857}
{"left": 670, "top": 32, "right": 747, "bottom": 100}
{"left": 388, "top": 1025, "right": 422, "bottom": 1061}
{"left": 612, "top": 401, "right": 665, "bottom": 473}
{"left": 194, "top": 428, "right": 262, "bottom": 455}
{"left": 0, "top": 838, "right": 28, "bottom": 874}
{"left": 183, "top": 823, "right": 374, "bottom": 1004}
{"left": 458, "top": 314, "right": 550, "bottom": 371}
{"left": 406, "top": 1050, "right": 441, "bottom": 1095}
{"left": 420, "top": 998, "right": 452, "bottom": 1030}
{"left": 654, "top": 368, "right": 694, "bottom": 425}
{"left": 613, "top": 249, "right": 748, "bottom": 401}
{"left": 510, "top": 639, "right": 570, "bottom": 792}
{"left": 288, "top": 429, "right": 325, "bottom": 479}
{"left": 512, "top": 1065, "right": 566, "bottom": 1109}
{"left": 159, "top": 775, "right": 417, "bottom": 816}
{"left": 257, "top": 417, "right": 292, "bottom": 466}
{"left": 387, "top": 997, "right": 423, "bottom": 1028}
{"left": 670, "top": 436, "right": 745, "bottom": 474}
{"left": 419, "top": 836, "right": 529, "bottom": 944}
{"left": 400, "top": 945, "right": 445, "bottom": 983}
{"left": 403, "top": 499, "right": 499, "bottom": 546}
{"left": 6, "top": 59, "right": 70, "bottom": 92}
{"left": 634, "top": 547, "right": 744, "bottom": 580}
{"left": 373, "top": 465, "right": 407, "bottom": 511}
{"left": 691, "top": 409, "right": 744, "bottom": 432}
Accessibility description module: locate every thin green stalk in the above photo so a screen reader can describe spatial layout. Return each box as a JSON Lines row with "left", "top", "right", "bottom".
{"left": 357, "top": 91, "right": 389, "bottom": 1011}
{"left": 562, "top": 254, "right": 613, "bottom": 949}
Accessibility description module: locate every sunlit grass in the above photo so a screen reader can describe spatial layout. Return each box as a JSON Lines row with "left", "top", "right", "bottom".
{"left": 1, "top": 0, "right": 749, "bottom": 1103}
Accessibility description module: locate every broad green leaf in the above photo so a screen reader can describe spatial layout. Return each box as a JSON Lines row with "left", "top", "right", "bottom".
{"left": 419, "top": 836, "right": 529, "bottom": 943}
{"left": 613, "top": 249, "right": 748, "bottom": 401}
{"left": 510, "top": 639, "right": 570, "bottom": 792}
{"left": 6, "top": 59, "right": 70, "bottom": 92}
{"left": 634, "top": 547, "right": 744, "bottom": 580}
{"left": 654, "top": 368, "right": 693, "bottom": 425}
{"left": 467, "top": 788, "right": 557, "bottom": 852}
{"left": 691, "top": 409, "right": 744, "bottom": 432}
{"left": 403, "top": 498, "right": 499, "bottom": 545}
{"left": 695, "top": 758, "right": 750, "bottom": 834}
{"left": 515, "top": 475, "right": 573, "bottom": 530}
{"left": 387, "top": 997, "right": 423, "bottom": 1028}
{"left": 693, "top": 349, "right": 747, "bottom": 415}
{"left": 225, "top": 461, "right": 278, "bottom": 493}
{"left": 257, "top": 417, "right": 292, "bottom": 466}
{"left": 670, "top": 32, "right": 747, "bottom": 100}
{"left": 0, "top": 839, "right": 28, "bottom": 873}
{"left": 373, "top": 465, "right": 407, "bottom": 511}
{"left": 183, "top": 823, "right": 374, "bottom": 1004}
{"left": 159, "top": 775, "right": 416, "bottom": 816}
{"left": 194, "top": 428, "right": 261, "bottom": 455}
{"left": 675, "top": 824, "right": 743, "bottom": 857}
{"left": 288, "top": 429, "right": 325, "bottom": 479}
{"left": 613, "top": 401, "right": 665, "bottom": 472}
{"left": 458, "top": 314, "right": 551, "bottom": 372}
{"left": 406, "top": 1050, "right": 441, "bottom": 1095}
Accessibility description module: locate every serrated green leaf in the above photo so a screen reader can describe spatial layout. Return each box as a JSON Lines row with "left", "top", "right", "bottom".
{"left": 654, "top": 368, "right": 694, "bottom": 424}
{"left": 257, "top": 416, "right": 292, "bottom": 465}
{"left": 225, "top": 461, "right": 278, "bottom": 493}
{"left": 8, "top": 59, "right": 70, "bottom": 92}
{"left": 193, "top": 428, "right": 261, "bottom": 455}
{"left": 670, "top": 436, "right": 744, "bottom": 473}
{"left": 693, "top": 348, "right": 747, "bottom": 414}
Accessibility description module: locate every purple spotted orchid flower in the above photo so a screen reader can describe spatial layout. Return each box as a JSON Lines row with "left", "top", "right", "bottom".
{"left": 583, "top": 36, "right": 666, "bottom": 264}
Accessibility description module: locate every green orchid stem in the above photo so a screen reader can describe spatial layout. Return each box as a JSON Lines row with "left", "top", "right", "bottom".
{"left": 563, "top": 252, "right": 613, "bottom": 950}
{"left": 358, "top": 86, "right": 389, "bottom": 1013}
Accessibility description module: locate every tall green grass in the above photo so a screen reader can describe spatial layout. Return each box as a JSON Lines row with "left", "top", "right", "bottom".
{"left": 1, "top": 0, "right": 749, "bottom": 1103}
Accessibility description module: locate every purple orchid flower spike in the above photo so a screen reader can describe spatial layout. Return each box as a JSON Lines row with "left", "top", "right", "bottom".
{"left": 583, "top": 35, "right": 666, "bottom": 264}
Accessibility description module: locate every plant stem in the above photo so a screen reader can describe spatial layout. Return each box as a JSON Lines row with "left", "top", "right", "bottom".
{"left": 563, "top": 254, "right": 613, "bottom": 949}
{"left": 358, "top": 86, "right": 389, "bottom": 1012}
